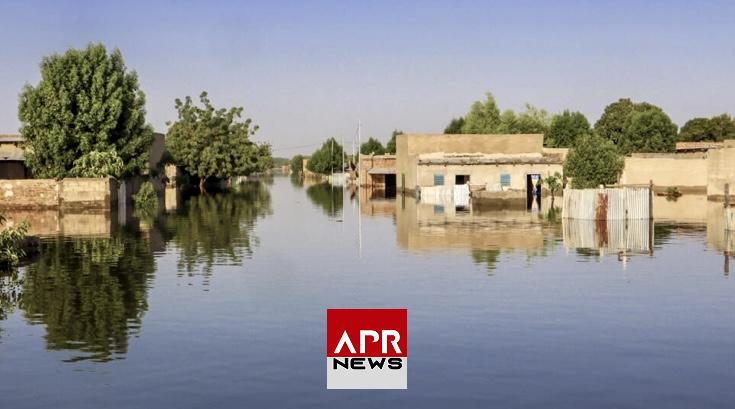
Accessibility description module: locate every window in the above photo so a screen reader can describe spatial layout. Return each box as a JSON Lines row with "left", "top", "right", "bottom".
{"left": 500, "top": 173, "right": 511, "bottom": 188}
{"left": 434, "top": 205, "right": 445, "bottom": 215}
{"left": 434, "top": 174, "right": 445, "bottom": 186}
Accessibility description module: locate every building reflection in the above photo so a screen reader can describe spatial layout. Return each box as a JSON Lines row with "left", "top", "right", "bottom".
{"left": 393, "top": 195, "right": 560, "bottom": 272}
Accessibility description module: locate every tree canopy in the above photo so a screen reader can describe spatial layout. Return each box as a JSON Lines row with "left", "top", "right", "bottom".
{"left": 678, "top": 114, "right": 735, "bottom": 142}
{"left": 454, "top": 92, "right": 549, "bottom": 135}
{"left": 166, "top": 92, "right": 271, "bottom": 192}
{"left": 306, "top": 138, "right": 344, "bottom": 174}
{"left": 290, "top": 154, "right": 304, "bottom": 173}
{"left": 360, "top": 137, "right": 385, "bottom": 155}
{"left": 621, "top": 109, "right": 677, "bottom": 153}
{"left": 386, "top": 129, "right": 402, "bottom": 154}
{"left": 18, "top": 43, "right": 153, "bottom": 179}
{"left": 444, "top": 117, "right": 465, "bottom": 134}
{"left": 461, "top": 92, "right": 501, "bottom": 133}
{"left": 545, "top": 110, "right": 591, "bottom": 147}
{"left": 564, "top": 134, "right": 624, "bottom": 188}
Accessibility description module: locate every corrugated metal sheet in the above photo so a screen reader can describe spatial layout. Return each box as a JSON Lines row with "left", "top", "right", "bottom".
{"left": 563, "top": 218, "right": 650, "bottom": 253}
{"left": 563, "top": 187, "right": 651, "bottom": 220}
{"left": 726, "top": 207, "right": 735, "bottom": 231}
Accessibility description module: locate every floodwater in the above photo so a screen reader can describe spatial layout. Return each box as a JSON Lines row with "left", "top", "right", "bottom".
{"left": 1, "top": 176, "right": 733, "bottom": 408}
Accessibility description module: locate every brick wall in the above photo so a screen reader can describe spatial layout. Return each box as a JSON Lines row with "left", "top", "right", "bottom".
{"left": 0, "top": 178, "right": 116, "bottom": 209}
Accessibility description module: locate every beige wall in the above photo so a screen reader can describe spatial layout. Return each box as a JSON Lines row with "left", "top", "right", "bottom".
{"left": 396, "top": 133, "right": 544, "bottom": 191}
{"left": 620, "top": 153, "right": 708, "bottom": 189}
{"left": 417, "top": 163, "right": 563, "bottom": 190}
{"left": 0, "top": 178, "right": 116, "bottom": 209}
{"left": 707, "top": 147, "right": 735, "bottom": 198}
{"left": 359, "top": 154, "right": 396, "bottom": 186}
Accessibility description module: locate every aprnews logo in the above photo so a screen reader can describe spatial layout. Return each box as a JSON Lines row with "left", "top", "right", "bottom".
{"left": 326, "top": 308, "right": 407, "bottom": 389}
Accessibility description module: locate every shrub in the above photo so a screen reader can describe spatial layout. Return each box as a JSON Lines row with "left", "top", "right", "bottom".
{"left": 0, "top": 215, "right": 30, "bottom": 269}
{"left": 133, "top": 181, "right": 158, "bottom": 211}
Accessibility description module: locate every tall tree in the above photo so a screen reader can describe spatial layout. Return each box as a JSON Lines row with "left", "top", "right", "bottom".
{"left": 678, "top": 117, "right": 712, "bottom": 142}
{"left": 360, "top": 137, "right": 385, "bottom": 155}
{"left": 564, "top": 134, "right": 624, "bottom": 188}
{"left": 386, "top": 129, "right": 402, "bottom": 154}
{"left": 166, "top": 92, "right": 271, "bottom": 193}
{"left": 461, "top": 92, "right": 501, "bottom": 133}
{"left": 290, "top": 154, "right": 304, "bottom": 174}
{"left": 18, "top": 43, "right": 153, "bottom": 179}
{"left": 306, "top": 138, "right": 344, "bottom": 174}
{"left": 444, "top": 117, "right": 465, "bottom": 134}
{"left": 621, "top": 110, "right": 677, "bottom": 153}
{"left": 545, "top": 110, "right": 591, "bottom": 147}
{"left": 514, "top": 103, "right": 550, "bottom": 134}
{"left": 706, "top": 114, "right": 735, "bottom": 141}
{"left": 594, "top": 98, "right": 661, "bottom": 147}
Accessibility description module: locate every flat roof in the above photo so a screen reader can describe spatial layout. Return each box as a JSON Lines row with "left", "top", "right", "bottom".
{"left": 0, "top": 134, "right": 23, "bottom": 143}
{"left": 418, "top": 155, "right": 563, "bottom": 166}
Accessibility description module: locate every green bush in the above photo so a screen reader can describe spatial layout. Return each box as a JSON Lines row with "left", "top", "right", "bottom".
{"left": 133, "top": 181, "right": 158, "bottom": 211}
{"left": 0, "top": 215, "right": 30, "bottom": 269}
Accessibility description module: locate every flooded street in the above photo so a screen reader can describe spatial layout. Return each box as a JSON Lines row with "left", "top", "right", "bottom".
{"left": 1, "top": 176, "right": 734, "bottom": 408}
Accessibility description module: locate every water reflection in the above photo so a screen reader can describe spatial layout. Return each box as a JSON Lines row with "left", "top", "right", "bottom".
{"left": 305, "top": 183, "right": 343, "bottom": 218}
{"left": 161, "top": 181, "right": 272, "bottom": 282}
{"left": 20, "top": 228, "right": 154, "bottom": 362}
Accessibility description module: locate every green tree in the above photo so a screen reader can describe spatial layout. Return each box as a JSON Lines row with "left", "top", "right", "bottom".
{"left": 564, "top": 134, "right": 624, "bottom": 188}
{"left": 462, "top": 92, "right": 501, "bottom": 133}
{"left": 360, "top": 137, "right": 385, "bottom": 155}
{"left": 678, "top": 114, "right": 735, "bottom": 142}
{"left": 545, "top": 110, "right": 591, "bottom": 147}
{"left": 514, "top": 104, "right": 550, "bottom": 134}
{"left": 544, "top": 172, "right": 562, "bottom": 205}
{"left": 386, "top": 129, "right": 402, "bottom": 154}
{"left": 594, "top": 98, "right": 661, "bottom": 146}
{"left": 621, "top": 110, "right": 677, "bottom": 154}
{"left": 678, "top": 117, "right": 711, "bottom": 142}
{"left": 306, "top": 138, "right": 344, "bottom": 174}
{"left": 18, "top": 43, "right": 153, "bottom": 179}
{"left": 444, "top": 117, "right": 465, "bottom": 134}
{"left": 290, "top": 154, "right": 304, "bottom": 174}
{"left": 707, "top": 114, "right": 735, "bottom": 141}
{"left": 166, "top": 92, "right": 271, "bottom": 193}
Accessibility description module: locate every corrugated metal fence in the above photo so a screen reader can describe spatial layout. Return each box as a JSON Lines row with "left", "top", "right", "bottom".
{"left": 562, "top": 187, "right": 651, "bottom": 220}
{"left": 726, "top": 207, "right": 735, "bottom": 231}
{"left": 563, "top": 218, "right": 651, "bottom": 253}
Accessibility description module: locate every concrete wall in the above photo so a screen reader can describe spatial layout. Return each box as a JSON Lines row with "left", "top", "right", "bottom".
{"left": 620, "top": 153, "right": 708, "bottom": 191}
{"left": 0, "top": 178, "right": 117, "bottom": 209}
{"left": 396, "top": 133, "right": 544, "bottom": 192}
{"left": 359, "top": 154, "right": 396, "bottom": 187}
{"left": 707, "top": 147, "right": 735, "bottom": 199}
{"left": 416, "top": 162, "right": 563, "bottom": 190}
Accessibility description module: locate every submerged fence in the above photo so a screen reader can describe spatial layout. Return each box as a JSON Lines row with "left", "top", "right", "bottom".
{"left": 563, "top": 218, "right": 651, "bottom": 253}
{"left": 562, "top": 187, "right": 651, "bottom": 220}
{"left": 418, "top": 184, "right": 470, "bottom": 207}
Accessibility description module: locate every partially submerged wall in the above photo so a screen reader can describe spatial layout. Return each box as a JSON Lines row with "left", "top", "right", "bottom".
{"left": 620, "top": 153, "right": 708, "bottom": 192}
{"left": 0, "top": 178, "right": 117, "bottom": 209}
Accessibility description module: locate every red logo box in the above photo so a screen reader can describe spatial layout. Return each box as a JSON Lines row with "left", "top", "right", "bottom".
{"left": 326, "top": 308, "right": 408, "bottom": 389}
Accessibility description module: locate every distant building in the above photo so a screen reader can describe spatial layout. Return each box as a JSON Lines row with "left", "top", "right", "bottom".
{"left": 394, "top": 133, "right": 565, "bottom": 203}
{"left": 0, "top": 134, "right": 31, "bottom": 179}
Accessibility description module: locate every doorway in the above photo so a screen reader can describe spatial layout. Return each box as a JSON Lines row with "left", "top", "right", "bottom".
{"left": 385, "top": 174, "right": 397, "bottom": 197}
{"left": 526, "top": 174, "right": 541, "bottom": 210}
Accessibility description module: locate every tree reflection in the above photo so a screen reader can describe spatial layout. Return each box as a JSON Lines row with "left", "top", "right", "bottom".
{"left": 306, "top": 183, "right": 343, "bottom": 218}
{"left": 163, "top": 181, "right": 272, "bottom": 281}
{"left": 20, "top": 229, "right": 154, "bottom": 362}
{"left": 471, "top": 249, "right": 501, "bottom": 274}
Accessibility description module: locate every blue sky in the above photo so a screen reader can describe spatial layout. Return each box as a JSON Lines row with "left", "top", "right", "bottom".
{"left": 1, "top": 0, "right": 734, "bottom": 155}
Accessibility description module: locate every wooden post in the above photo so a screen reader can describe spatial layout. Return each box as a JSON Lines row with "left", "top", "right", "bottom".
{"left": 724, "top": 183, "right": 730, "bottom": 209}
{"left": 648, "top": 180, "right": 654, "bottom": 219}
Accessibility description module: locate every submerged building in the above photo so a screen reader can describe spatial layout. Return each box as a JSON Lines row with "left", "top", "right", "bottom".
{"left": 394, "top": 133, "right": 565, "bottom": 203}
